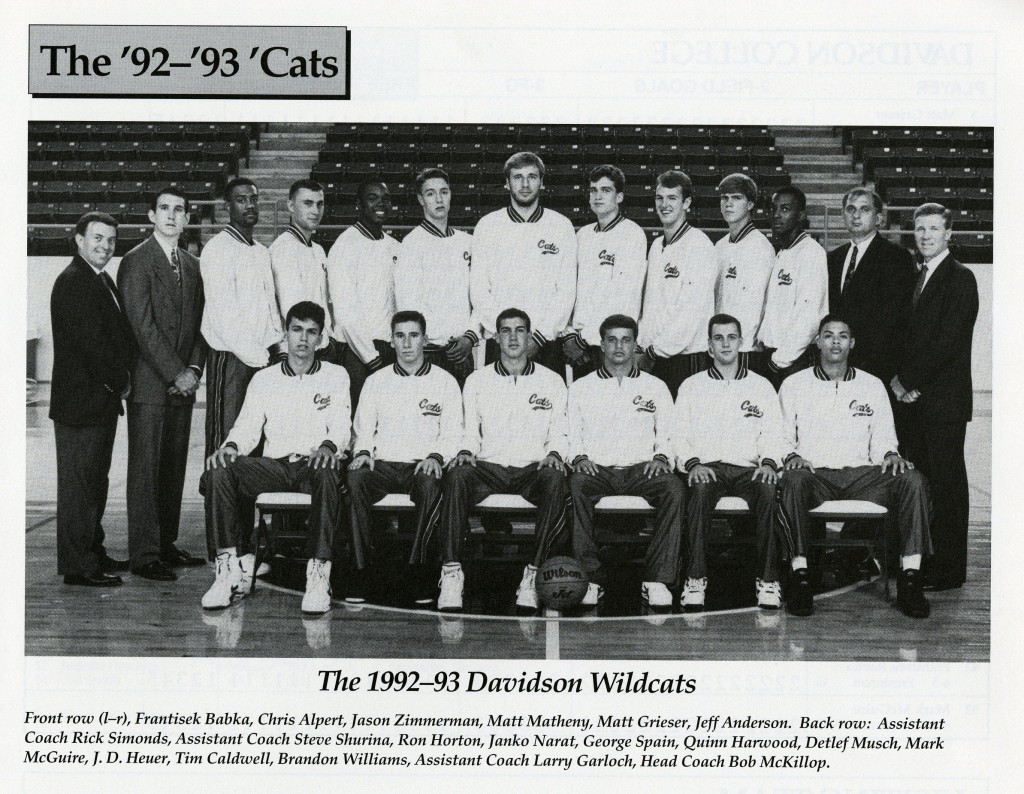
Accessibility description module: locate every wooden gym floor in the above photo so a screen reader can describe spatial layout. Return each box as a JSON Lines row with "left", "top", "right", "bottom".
{"left": 24, "top": 397, "right": 991, "bottom": 661}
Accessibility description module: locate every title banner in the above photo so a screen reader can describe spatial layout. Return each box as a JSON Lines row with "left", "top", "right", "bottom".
{"left": 28, "top": 25, "right": 350, "bottom": 99}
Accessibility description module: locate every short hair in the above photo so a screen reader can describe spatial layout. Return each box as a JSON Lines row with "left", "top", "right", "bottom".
{"left": 717, "top": 173, "right": 758, "bottom": 203}
{"left": 773, "top": 184, "right": 807, "bottom": 213}
{"left": 913, "top": 202, "right": 953, "bottom": 230}
{"left": 589, "top": 165, "right": 625, "bottom": 194}
{"left": 223, "top": 176, "right": 258, "bottom": 202}
{"left": 503, "top": 151, "right": 545, "bottom": 181}
{"left": 707, "top": 313, "right": 742, "bottom": 338}
{"left": 496, "top": 307, "right": 531, "bottom": 332}
{"left": 655, "top": 169, "right": 694, "bottom": 201}
{"left": 150, "top": 185, "right": 189, "bottom": 213}
{"left": 391, "top": 310, "right": 426, "bottom": 334}
{"left": 285, "top": 301, "right": 326, "bottom": 334}
{"left": 75, "top": 211, "right": 118, "bottom": 236}
{"left": 842, "top": 186, "right": 884, "bottom": 214}
{"left": 356, "top": 176, "right": 387, "bottom": 205}
{"left": 818, "top": 313, "right": 854, "bottom": 337}
{"left": 415, "top": 167, "right": 450, "bottom": 194}
{"left": 599, "top": 314, "right": 639, "bottom": 340}
{"left": 288, "top": 179, "right": 324, "bottom": 200}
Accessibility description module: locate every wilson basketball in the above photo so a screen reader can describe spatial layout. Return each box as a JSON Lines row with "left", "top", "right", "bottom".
{"left": 536, "top": 556, "right": 589, "bottom": 610}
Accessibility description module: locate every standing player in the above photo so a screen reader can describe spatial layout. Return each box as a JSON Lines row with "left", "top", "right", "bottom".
{"left": 566, "top": 165, "right": 648, "bottom": 379}
{"left": 118, "top": 187, "right": 207, "bottom": 581}
{"left": 270, "top": 179, "right": 332, "bottom": 356}
{"left": 714, "top": 173, "right": 775, "bottom": 376}
{"left": 758, "top": 185, "right": 828, "bottom": 389}
{"left": 395, "top": 168, "right": 477, "bottom": 386}
{"left": 778, "top": 316, "right": 931, "bottom": 619}
{"left": 827, "top": 188, "right": 916, "bottom": 391}
{"left": 673, "top": 314, "right": 784, "bottom": 612}
{"left": 638, "top": 170, "right": 718, "bottom": 397}
{"left": 201, "top": 177, "right": 284, "bottom": 458}
{"left": 569, "top": 314, "right": 683, "bottom": 609}
{"left": 200, "top": 302, "right": 350, "bottom": 614}
{"left": 892, "top": 204, "right": 979, "bottom": 592}
{"left": 326, "top": 177, "right": 400, "bottom": 409}
{"left": 471, "top": 152, "right": 577, "bottom": 379}
{"left": 50, "top": 212, "right": 134, "bottom": 586}
{"left": 440, "top": 308, "right": 570, "bottom": 612}
{"left": 347, "top": 311, "right": 463, "bottom": 605}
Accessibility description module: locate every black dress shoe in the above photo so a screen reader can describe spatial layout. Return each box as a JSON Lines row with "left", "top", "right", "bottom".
{"left": 99, "top": 554, "right": 130, "bottom": 573}
{"left": 897, "top": 569, "right": 931, "bottom": 618}
{"left": 131, "top": 561, "right": 178, "bottom": 582}
{"left": 64, "top": 572, "right": 123, "bottom": 587}
{"left": 160, "top": 545, "right": 206, "bottom": 568}
{"left": 785, "top": 568, "right": 814, "bottom": 617}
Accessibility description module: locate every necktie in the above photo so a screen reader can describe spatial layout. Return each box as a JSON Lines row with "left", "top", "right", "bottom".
{"left": 170, "top": 247, "right": 181, "bottom": 285}
{"left": 100, "top": 271, "right": 121, "bottom": 311}
{"left": 842, "top": 245, "right": 859, "bottom": 293}
{"left": 912, "top": 264, "right": 928, "bottom": 308}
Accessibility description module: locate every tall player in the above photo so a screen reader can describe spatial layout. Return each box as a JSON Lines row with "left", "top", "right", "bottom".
{"left": 758, "top": 185, "right": 828, "bottom": 389}
{"left": 471, "top": 151, "right": 577, "bottom": 379}
{"left": 270, "top": 179, "right": 332, "bottom": 356}
{"left": 565, "top": 165, "right": 648, "bottom": 379}
{"left": 395, "top": 168, "right": 477, "bottom": 386}
{"left": 326, "top": 177, "right": 400, "bottom": 409}
{"left": 638, "top": 170, "right": 718, "bottom": 397}
{"left": 201, "top": 177, "right": 284, "bottom": 458}
{"left": 714, "top": 173, "right": 775, "bottom": 376}
{"left": 439, "top": 308, "right": 570, "bottom": 612}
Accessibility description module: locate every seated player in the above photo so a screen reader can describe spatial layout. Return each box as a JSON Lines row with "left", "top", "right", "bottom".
{"left": 440, "top": 308, "right": 570, "bottom": 612}
{"left": 777, "top": 315, "right": 932, "bottom": 619}
{"left": 347, "top": 310, "right": 463, "bottom": 603}
{"left": 569, "top": 314, "right": 683, "bottom": 609}
{"left": 673, "top": 313, "right": 785, "bottom": 612}
{"left": 200, "top": 302, "right": 350, "bottom": 614}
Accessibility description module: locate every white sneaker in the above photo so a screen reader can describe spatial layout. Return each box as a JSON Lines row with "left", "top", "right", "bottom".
{"left": 202, "top": 552, "right": 241, "bottom": 610}
{"left": 643, "top": 581, "right": 674, "bottom": 609}
{"left": 515, "top": 565, "right": 538, "bottom": 610}
{"left": 238, "top": 553, "right": 257, "bottom": 596}
{"left": 581, "top": 582, "right": 604, "bottom": 607}
{"left": 756, "top": 578, "right": 782, "bottom": 610}
{"left": 681, "top": 577, "right": 707, "bottom": 612}
{"left": 437, "top": 564, "right": 464, "bottom": 612}
{"left": 302, "top": 559, "right": 333, "bottom": 614}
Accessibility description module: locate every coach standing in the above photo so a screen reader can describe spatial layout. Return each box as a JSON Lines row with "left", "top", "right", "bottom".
{"left": 118, "top": 187, "right": 208, "bottom": 581}
{"left": 50, "top": 212, "right": 135, "bottom": 586}
{"left": 891, "top": 203, "right": 979, "bottom": 592}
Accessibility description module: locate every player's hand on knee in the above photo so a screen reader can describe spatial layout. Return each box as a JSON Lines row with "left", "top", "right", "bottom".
{"left": 539, "top": 453, "right": 565, "bottom": 472}
{"left": 206, "top": 446, "right": 239, "bottom": 470}
{"left": 415, "top": 456, "right": 444, "bottom": 479}
{"left": 645, "top": 457, "right": 671, "bottom": 479}
{"left": 350, "top": 452, "right": 374, "bottom": 470}
{"left": 783, "top": 455, "right": 814, "bottom": 474}
{"left": 308, "top": 446, "right": 339, "bottom": 470}
{"left": 687, "top": 464, "right": 717, "bottom": 486}
{"left": 881, "top": 452, "right": 912, "bottom": 476}
{"left": 751, "top": 463, "right": 779, "bottom": 484}
{"left": 451, "top": 451, "right": 476, "bottom": 468}
{"left": 574, "top": 457, "right": 599, "bottom": 477}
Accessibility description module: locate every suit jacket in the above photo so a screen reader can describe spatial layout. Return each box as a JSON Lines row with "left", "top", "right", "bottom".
{"left": 895, "top": 254, "right": 979, "bottom": 423}
{"left": 827, "top": 235, "right": 916, "bottom": 386}
{"left": 117, "top": 235, "right": 207, "bottom": 406}
{"left": 49, "top": 254, "right": 136, "bottom": 426}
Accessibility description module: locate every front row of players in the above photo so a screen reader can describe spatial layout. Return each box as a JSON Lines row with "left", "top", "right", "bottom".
{"left": 201, "top": 304, "right": 931, "bottom": 621}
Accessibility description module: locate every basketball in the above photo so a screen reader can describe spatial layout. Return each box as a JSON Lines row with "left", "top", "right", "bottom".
{"left": 536, "top": 556, "right": 589, "bottom": 610}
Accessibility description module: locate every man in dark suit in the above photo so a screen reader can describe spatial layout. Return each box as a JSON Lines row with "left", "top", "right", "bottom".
{"left": 892, "top": 203, "right": 979, "bottom": 591}
{"left": 827, "top": 188, "right": 916, "bottom": 388}
{"left": 50, "top": 212, "right": 135, "bottom": 587}
{"left": 118, "top": 187, "right": 208, "bottom": 581}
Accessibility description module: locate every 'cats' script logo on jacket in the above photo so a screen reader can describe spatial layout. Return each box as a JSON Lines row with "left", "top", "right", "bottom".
{"left": 419, "top": 399, "right": 442, "bottom": 417}
{"left": 598, "top": 249, "right": 616, "bottom": 267}
{"left": 633, "top": 395, "right": 656, "bottom": 413}
{"left": 725, "top": 265, "right": 738, "bottom": 279}
{"left": 529, "top": 394, "right": 552, "bottom": 410}
{"left": 663, "top": 262, "right": 680, "bottom": 279}
{"left": 776, "top": 269, "right": 792, "bottom": 286}
{"left": 849, "top": 400, "right": 874, "bottom": 417}
{"left": 741, "top": 400, "right": 763, "bottom": 418}
{"left": 538, "top": 240, "right": 559, "bottom": 255}
{"left": 313, "top": 393, "right": 331, "bottom": 411}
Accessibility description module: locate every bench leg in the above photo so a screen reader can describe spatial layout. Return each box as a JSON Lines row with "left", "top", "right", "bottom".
{"left": 251, "top": 509, "right": 270, "bottom": 596}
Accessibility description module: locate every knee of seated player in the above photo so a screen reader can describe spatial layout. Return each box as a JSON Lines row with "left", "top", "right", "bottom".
{"left": 535, "top": 464, "right": 568, "bottom": 494}
{"left": 651, "top": 472, "right": 685, "bottom": 501}
{"left": 347, "top": 466, "right": 372, "bottom": 493}
{"left": 779, "top": 466, "right": 815, "bottom": 492}
{"left": 568, "top": 470, "right": 599, "bottom": 497}
{"left": 199, "top": 465, "right": 232, "bottom": 495}
{"left": 895, "top": 466, "right": 928, "bottom": 495}
{"left": 413, "top": 469, "right": 442, "bottom": 498}
{"left": 309, "top": 463, "right": 342, "bottom": 488}
{"left": 443, "top": 462, "right": 477, "bottom": 490}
